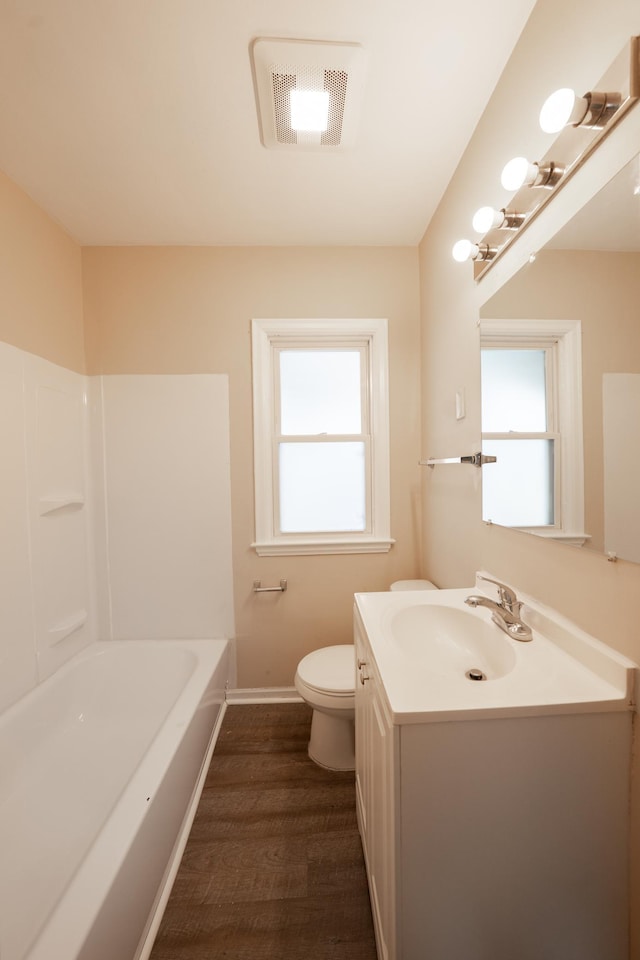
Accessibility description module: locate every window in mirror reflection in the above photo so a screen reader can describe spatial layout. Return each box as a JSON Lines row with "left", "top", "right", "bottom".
{"left": 481, "top": 349, "right": 548, "bottom": 431}
{"left": 481, "top": 343, "right": 559, "bottom": 528}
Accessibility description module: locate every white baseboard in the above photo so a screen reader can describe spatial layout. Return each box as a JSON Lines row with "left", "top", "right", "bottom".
{"left": 225, "top": 686, "right": 303, "bottom": 704}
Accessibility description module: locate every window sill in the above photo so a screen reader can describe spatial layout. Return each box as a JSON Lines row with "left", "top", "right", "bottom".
{"left": 512, "top": 527, "right": 591, "bottom": 547}
{"left": 252, "top": 537, "right": 395, "bottom": 557}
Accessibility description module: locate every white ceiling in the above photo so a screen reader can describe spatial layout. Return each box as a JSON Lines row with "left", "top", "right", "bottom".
{"left": 0, "top": 0, "right": 537, "bottom": 247}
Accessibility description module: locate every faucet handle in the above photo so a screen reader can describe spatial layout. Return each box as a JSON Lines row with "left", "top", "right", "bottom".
{"left": 476, "top": 574, "right": 521, "bottom": 614}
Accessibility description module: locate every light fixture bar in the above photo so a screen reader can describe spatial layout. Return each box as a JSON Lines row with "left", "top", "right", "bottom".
{"left": 451, "top": 35, "right": 640, "bottom": 276}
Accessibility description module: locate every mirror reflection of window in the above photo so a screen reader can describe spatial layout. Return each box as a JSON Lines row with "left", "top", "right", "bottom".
{"left": 481, "top": 349, "right": 548, "bottom": 431}
{"left": 481, "top": 345, "right": 557, "bottom": 528}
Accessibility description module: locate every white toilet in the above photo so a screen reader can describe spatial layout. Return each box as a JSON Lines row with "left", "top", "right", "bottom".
{"left": 295, "top": 645, "right": 356, "bottom": 771}
{"left": 295, "top": 579, "right": 438, "bottom": 771}
{"left": 389, "top": 579, "right": 439, "bottom": 592}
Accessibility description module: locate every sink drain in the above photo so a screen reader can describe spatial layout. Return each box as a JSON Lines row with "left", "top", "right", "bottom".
{"left": 466, "top": 668, "right": 487, "bottom": 681}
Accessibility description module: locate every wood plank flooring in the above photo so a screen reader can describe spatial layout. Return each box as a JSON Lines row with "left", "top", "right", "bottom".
{"left": 150, "top": 702, "right": 378, "bottom": 960}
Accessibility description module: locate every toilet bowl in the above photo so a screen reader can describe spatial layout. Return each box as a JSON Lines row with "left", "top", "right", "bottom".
{"left": 296, "top": 580, "right": 439, "bottom": 771}
{"left": 294, "top": 645, "right": 356, "bottom": 771}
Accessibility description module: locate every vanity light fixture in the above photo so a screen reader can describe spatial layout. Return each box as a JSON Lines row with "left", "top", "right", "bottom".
{"left": 539, "top": 88, "right": 622, "bottom": 133}
{"left": 456, "top": 36, "right": 640, "bottom": 279}
{"left": 472, "top": 206, "right": 526, "bottom": 233}
{"left": 501, "top": 156, "right": 565, "bottom": 191}
{"left": 451, "top": 240, "right": 497, "bottom": 263}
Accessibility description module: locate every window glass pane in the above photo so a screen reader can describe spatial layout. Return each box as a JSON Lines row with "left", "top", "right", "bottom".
{"left": 482, "top": 439, "right": 554, "bottom": 526}
{"left": 279, "top": 442, "right": 366, "bottom": 532}
{"left": 481, "top": 349, "right": 547, "bottom": 432}
{"left": 279, "top": 350, "right": 362, "bottom": 435}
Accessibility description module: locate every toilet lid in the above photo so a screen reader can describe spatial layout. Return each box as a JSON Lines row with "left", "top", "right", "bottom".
{"left": 297, "top": 645, "right": 355, "bottom": 695}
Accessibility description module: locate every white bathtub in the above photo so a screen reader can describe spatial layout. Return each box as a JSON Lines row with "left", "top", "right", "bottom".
{"left": 0, "top": 638, "right": 231, "bottom": 960}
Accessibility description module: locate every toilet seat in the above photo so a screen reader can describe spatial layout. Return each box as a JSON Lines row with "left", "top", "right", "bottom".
{"left": 295, "top": 645, "right": 355, "bottom": 697}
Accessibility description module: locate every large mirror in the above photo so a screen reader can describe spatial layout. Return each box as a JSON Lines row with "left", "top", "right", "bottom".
{"left": 480, "top": 153, "right": 640, "bottom": 563}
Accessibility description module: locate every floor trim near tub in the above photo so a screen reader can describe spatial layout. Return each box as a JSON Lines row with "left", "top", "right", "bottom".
{"left": 226, "top": 686, "right": 302, "bottom": 704}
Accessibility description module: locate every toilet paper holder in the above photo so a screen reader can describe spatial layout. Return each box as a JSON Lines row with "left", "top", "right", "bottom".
{"left": 253, "top": 579, "right": 288, "bottom": 593}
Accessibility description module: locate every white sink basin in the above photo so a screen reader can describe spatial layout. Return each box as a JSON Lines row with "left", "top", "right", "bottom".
{"left": 354, "top": 584, "right": 636, "bottom": 724}
{"left": 389, "top": 603, "right": 516, "bottom": 680}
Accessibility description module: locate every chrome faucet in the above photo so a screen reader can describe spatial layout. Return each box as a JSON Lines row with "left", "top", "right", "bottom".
{"left": 464, "top": 575, "right": 532, "bottom": 642}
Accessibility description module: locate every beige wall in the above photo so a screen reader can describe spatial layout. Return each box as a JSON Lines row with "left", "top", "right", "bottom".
{"left": 418, "top": 0, "right": 640, "bottom": 953}
{"left": 82, "top": 245, "right": 422, "bottom": 687}
{"left": 0, "top": 170, "right": 84, "bottom": 371}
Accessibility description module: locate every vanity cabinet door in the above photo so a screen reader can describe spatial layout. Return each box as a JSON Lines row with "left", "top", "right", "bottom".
{"left": 355, "top": 612, "right": 398, "bottom": 960}
{"left": 354, "top": 618, "right": 371, "bottom": 841}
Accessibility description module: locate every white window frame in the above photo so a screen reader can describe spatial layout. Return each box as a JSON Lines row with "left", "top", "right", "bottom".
{"left": 480, "top": 318, "right": 586, "bottom": 544}
{"left": 251, "top": 318, "right": 393, "bottom": 556}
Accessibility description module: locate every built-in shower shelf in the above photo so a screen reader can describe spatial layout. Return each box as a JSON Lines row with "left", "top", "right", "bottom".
{"left": 39, "top": 496, "right": 85, "bottom": 516}
{"left": 48, "top": 610, "right": 87, "bottom": 646}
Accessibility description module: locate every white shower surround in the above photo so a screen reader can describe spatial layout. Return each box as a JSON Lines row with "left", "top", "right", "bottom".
{"left": 0, "top": 339, "right": 236, "bottom": 713}
{"left": 91, "top": 372, "right": 235, "bottom": 642}
{"left": 0, "top": 342, "right": 95, "bottom": 709}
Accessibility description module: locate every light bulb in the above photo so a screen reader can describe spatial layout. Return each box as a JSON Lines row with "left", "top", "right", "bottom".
{"left": 472, "top": 206, "right": 502, "bottom": 233}
{"left": 451, "top": 240, "right": 496, "bottom": 263}
{"left": 501, "top": 157, "right": 539, "bottom": 191}
{"left": 452, "top": 239, "right": 475, "bottom": 262}
{"left": 290, "top": 90, "right": 330, "bottom": 132}
{"left": 539, "top": 88, "right": 589, "bottom": 133}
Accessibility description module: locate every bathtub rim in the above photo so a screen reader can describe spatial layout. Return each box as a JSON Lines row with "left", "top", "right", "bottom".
{"left": 20, "top": 636, "right": 230, "bottom": 960}
{"left": 134, "top": 694, "right": 227, "bottom": 960}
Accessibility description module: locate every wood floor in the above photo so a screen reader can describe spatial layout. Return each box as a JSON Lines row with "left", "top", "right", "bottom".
{"left": 150, "top": 702, "right": 378, "bottom": 960}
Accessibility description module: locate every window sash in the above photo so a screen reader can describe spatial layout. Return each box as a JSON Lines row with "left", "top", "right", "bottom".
{"left": 480, "top": 340, "right": 558, "bottom": 433}
{"left": 481, "top": 434, "right": 560, "bottom": 529}
{"left": 274, "top": 437, "right": 371, "bottom": 535}
{"left": 274, "top": 343, "right": 369, "bottom": 437}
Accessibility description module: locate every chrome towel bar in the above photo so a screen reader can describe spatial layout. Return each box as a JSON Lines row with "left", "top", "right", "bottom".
{"left": 419, "top": 452, "right": 497, "bottom": 467}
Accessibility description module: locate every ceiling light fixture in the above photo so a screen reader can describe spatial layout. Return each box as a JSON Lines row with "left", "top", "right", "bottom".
{"left": 251, "top": 38, "right": 366, "bottom": 151}
{"left": 539, "top": 88, "right": 622, "bottom": 133}
{"left": 472, "top": 206, "right": 526, "bottom": 233}
{"left": 290, "top": 90, "right": 330, "bottom": 132}
{"left": 501, "top": 156, "right": 565, "bottom": 191}
{"left": 451, "top": 240, "right": 497, "bottom": 263}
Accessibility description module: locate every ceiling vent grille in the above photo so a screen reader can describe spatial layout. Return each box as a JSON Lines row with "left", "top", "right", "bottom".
{"left": 251, "top": 39, "right": 366, "bottom": 151}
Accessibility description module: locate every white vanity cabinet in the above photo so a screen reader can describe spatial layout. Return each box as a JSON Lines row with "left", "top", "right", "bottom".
{"left": 354, "top": 598, "right": 633, "bottom": 960}
{"left": 354, "top": 612, "right": 398, "bottom": 960}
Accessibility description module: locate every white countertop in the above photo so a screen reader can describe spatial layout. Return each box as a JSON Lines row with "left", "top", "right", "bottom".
{"left": 354, "top": 586, "right": 637, "bottom": 724}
